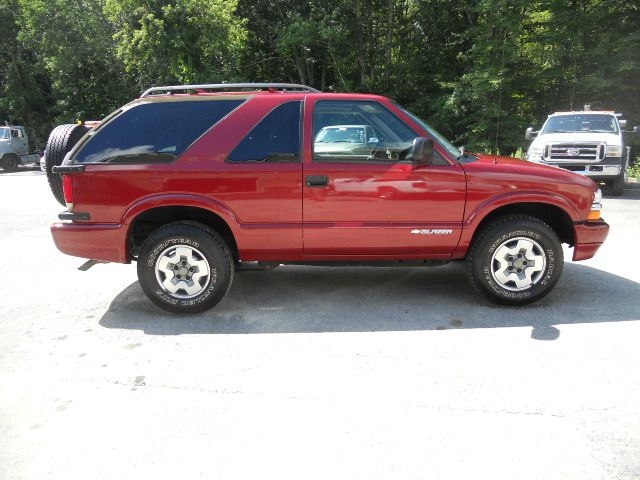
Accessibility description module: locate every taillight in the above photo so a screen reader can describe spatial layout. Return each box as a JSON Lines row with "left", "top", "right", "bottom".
{"left": 63, "top": 175, "right": 73, "bottom": 205}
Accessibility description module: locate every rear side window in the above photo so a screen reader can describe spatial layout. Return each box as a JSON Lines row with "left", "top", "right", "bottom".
{"left": 74, "top": 100, "right": 244, "bottom": 164}
{"left": 228, "top": 101, "right": 301, "bottom": 163}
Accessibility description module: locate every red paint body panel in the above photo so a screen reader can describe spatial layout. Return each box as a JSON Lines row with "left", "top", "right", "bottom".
{"left": 50, "top": 91, "right": 609, "bottom": 265}
{"left": 51, "top": 222, "right": 127, "bottom": 263}
{"left": 572, "top": 221, "right": 609, "bottom": 261}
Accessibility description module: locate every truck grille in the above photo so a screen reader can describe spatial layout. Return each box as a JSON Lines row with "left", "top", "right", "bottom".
{"left": 543, "top": 143, "right": 605, "bottom": 163}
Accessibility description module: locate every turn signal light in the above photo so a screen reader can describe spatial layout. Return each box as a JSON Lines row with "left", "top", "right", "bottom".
{"left": 63, "top": 175, "right": 73, "bottom": 205}
{"left": 587, "top": 209, "right": 601, "bottom": 221}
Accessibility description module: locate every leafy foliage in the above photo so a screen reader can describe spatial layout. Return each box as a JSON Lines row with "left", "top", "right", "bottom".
{"left": 1, "top": 0, "right": 639, "bottom": 152}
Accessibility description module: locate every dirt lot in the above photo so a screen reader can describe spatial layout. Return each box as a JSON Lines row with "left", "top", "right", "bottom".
{"left": 1, "top": 169, "right": 639, "bottom": 480}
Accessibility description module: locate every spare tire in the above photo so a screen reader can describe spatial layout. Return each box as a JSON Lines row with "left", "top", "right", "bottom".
{"left": 44, "top": 124, "right": 90, "bottom": 205}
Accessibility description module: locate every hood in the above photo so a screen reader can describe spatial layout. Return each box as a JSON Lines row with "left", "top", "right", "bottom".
{"left": 461, "top": 153, "right": 599, "bottom": 218}
{"left": 469, "top": 153, "right": 597, "bottom": 189}
{"left": 531, "top": 131, "right": 620, "bottom": 147}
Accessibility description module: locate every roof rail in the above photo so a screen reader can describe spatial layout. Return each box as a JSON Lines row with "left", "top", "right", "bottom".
{"left": 140, "top": 83, "right": 320, "bottom": 98}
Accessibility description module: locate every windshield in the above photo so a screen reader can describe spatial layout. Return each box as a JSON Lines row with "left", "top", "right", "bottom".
{"left": 316, "top": 126, "right": 368, "bottom": 144}
{"left": 542, "top": 114, "right": 619, "bottom": 134}
{"left": 396, "top": 106, "right": 460, "bottom": 158}
{"left": 0, "top": 127, "right": 10, "bottom": 140}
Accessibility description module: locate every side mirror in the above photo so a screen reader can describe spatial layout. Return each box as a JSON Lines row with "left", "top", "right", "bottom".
{"left": 634, "top": 126, "right": 640, "bottom": 135}
{"left": 410, "top": 137, "right": 433, "bottom": 167}
{"left": 525, "top": 127, "right": 537, "bottom": 141}
{"left": 619, "top": 119, "right": 627, "bottom": 129}
{"left": 369, "top": 137, "right": 379, "bottom": 144}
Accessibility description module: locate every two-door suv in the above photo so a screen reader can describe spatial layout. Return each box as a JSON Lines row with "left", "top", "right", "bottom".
{"left": 50, "top": 83, "right": 609, "bottom": 313}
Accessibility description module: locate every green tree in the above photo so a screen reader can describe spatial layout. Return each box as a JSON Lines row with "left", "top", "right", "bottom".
{"left": 18, "top": 0, "right": 134, "bottom": 127}
{"left": 105, "top": 0, "right": 248, "bottom": 88}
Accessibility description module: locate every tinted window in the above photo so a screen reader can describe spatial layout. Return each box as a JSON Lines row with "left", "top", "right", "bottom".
{"left": 313, "top": 100, "right": 416, "bottom": 163}
{"left": 229, "top": 101, "right": 301, "bottom": 163}
{"left": 74, "top": 100, "right": 244, "bottom": 164}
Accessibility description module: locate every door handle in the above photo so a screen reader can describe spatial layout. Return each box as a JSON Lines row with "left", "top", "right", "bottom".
{"left": 306, "top": 175, "right": 329, "bottom": 187}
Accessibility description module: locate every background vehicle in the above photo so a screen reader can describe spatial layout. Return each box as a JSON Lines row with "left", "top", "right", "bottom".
{"left": 0, "top": 125, "right": 41, "bottom": 171}
{"left": 525, "top": 107, "right": 639, "bottom": 196}
{"left": 48, "top": 83, "right": 608, "bottom": 314}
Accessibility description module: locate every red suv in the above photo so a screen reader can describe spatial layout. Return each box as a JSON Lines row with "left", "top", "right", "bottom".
{"left": 50, "top": 83, "right": 609, "bottom": 313}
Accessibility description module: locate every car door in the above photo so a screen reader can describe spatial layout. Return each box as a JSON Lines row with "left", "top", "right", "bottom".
{"left": 302, "top": 98, "right": 466, "bottom": 258}
{"left": 11, "top": 129, "right": 28, "bottom": 155}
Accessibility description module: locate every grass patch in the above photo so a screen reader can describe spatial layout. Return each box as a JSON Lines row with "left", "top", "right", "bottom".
{"left": 629, "top": 158, "right": 640, "bottom": 180}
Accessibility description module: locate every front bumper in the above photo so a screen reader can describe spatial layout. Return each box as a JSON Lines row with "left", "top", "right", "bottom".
{"left": 555, "top": 164, "right": 621, "bottom": 178}
{"left": 572, "top": 220, "right": 609, "bottom": 261}
{"left": 51, "top": 221, "right": 129, "bottom": 263}
{"left": 529, "top": 156, "right": 624, "bottom": 179}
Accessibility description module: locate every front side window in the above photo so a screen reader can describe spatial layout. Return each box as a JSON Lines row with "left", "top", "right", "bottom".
{"left": 312, "top": 100, "right": 417, "bottom": 163}
{"left": 74, "top": 100, "right": 244, "bottom": 164}
{"left": 228, "top": 101, "right": 301, "bottom": 163}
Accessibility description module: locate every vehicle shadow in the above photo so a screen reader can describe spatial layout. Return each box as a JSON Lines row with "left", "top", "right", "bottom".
{"left": 99, "top": 262, "right": 640, "bottom": 340}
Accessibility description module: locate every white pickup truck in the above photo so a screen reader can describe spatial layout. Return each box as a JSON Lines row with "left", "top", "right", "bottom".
{"left": 0, "top": 125, "right": 41, "bottom": 172}
{"left": 525, "top": 108, "right": 638, "bottom": 196}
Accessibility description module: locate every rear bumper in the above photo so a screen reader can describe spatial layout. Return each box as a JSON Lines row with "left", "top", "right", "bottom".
{"left": 50, "top": 222, "right": 129, "bottom": 263}
{"left": 572, "top": 220, "right": 609, "bottom": 261}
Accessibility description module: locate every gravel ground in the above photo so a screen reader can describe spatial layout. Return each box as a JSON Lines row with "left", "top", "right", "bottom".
{"left": 1, "top": 168, "right": 639, "bottom": 480}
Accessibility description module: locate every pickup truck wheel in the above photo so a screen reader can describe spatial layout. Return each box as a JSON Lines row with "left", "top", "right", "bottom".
{"left": 44, "top": 124, "right": 90, "bottom": 205}
{"left": 137, "top": 222, "right": 234, "bottom": 314}
{"left": 466, "top": 215, "right": 563, "bottom": 305}
{"left": 1, "top": 154, "right": 19, "bottom": 172}
{"left": 611, "top": 171, "right": 625, "bottom": 196}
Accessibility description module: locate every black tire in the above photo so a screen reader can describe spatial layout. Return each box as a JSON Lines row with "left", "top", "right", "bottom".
{"left": 44, "top": 124, "right": 90, "bottom": 205}
{"left": 466, "top": 215, "right": 563, "bottom": 306}
{"left": 1, "top": 154, "right": 19, "bottom": 172}
{"left": 611, "top": 171, "right": 624, "bottom": 196}
{"left": 137, "top": 222, "right": 234, "bottom": 314}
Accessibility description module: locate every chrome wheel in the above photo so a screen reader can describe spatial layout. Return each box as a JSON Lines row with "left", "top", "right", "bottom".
{"left": 154, "top": 245, "right": 211, "bottom": 298}
{"left": 490, "top": 237, "right": 546, "bottom": 291}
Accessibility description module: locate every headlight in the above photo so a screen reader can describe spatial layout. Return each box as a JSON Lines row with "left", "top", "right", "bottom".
{"left": 588, "top": 188, "right": 603, "bottom": 220}
{"left": 606, "top": 145, "right": 622, "bottom": 157}
{"left": 527, "top": 146, "right": 544, "bottom": 161}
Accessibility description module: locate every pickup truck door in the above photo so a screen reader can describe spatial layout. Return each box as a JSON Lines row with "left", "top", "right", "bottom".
{"left": 302, "top": 98, "right": 466, "bottom": 258}
{"left": 11, "top": 128, "right": 28, "bottom": 155}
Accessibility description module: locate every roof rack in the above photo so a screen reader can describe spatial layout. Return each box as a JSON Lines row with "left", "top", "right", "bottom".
{"left": 140, "top": 83, "right": 320, "bottom": 98}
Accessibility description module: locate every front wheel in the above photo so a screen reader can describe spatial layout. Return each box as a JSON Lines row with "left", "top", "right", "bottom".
{"left": 137, "top": 222, "right": 234, "bottom": 314}
{"left": 1, "top": 154, "right": 19, "bottom": 172}
{"left": 611, "top": 171, "right": 625, "bottom": 196}
{"left": 466, "top": 215, "right": 563, "bottom": 305}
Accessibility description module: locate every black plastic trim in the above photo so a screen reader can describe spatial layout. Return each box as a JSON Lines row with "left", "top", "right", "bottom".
{"left": 58, "top": 211, "right": 90, "bottom": 221}
{"left": 53, "top": 165, "right": 85, "bottom": 174}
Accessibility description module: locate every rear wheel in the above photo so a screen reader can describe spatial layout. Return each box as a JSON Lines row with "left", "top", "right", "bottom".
{"left": 466, "top": 215, "right": 563, "bottom": 305}
{"left": 137, "top": 222, "right": 234, "bottom": 314}
{"left": 44, "top": 124, "right": 90, "bottom": 205}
